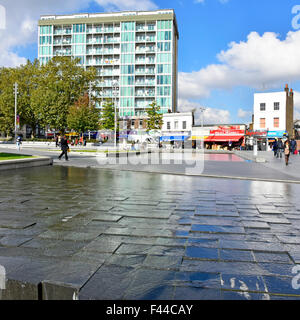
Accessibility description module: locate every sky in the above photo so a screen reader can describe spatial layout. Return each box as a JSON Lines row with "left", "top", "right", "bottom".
{"left": 1, "top": 0, "right": 300, "bottom": 124}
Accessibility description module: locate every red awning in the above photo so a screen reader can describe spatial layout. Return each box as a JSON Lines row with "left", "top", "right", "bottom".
{"left": 205, "top": 135, "right": 244, "bottom": 142}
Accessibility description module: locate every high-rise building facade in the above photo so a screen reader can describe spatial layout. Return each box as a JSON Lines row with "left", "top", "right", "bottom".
{"left": 38, "top": 9, "right": 179, "bottom": 117}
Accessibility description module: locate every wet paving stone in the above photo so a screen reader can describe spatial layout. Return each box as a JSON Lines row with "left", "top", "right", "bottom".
{"left": 143, "top": 255, "right": 183, "bottom": 270}
{"left": 175, "top": 271, "right": 220, "bottom": 289}
{"left": 79, "top": 265, "right": 136, "bottom": 300}
{"left": 220, "top": 249, "right": 255, "bottom": 262}
{"left": 254, "top": 252, "right": 293, "bottom": 264}
{"left": 263, "top": 275, "right": 300, "bottom": 296}
{"left": 191, "top": 225, "right": 245, "bottom": 234}
{"left": 124, "top": 285, "right": 175, "bottom": 300}
{"left": 173, "top": 286, "right": 222, "bottom": 300}
{"left": 2, "top": 166, "right": 300, "bottom": 299}
{"left": 185, "top": 247, "right": 219, "bottom": 260}
{"left": 220, "top": 274, "right": 266, "bottom": 292}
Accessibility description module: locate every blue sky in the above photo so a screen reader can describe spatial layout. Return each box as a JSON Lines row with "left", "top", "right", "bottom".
{"left": 1, "top": 0, "right": 300, "bottom": 124}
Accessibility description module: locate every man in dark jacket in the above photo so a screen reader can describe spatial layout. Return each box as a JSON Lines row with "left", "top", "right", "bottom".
{"left": 276, "top": 138, "right": 284, "bottom": 158}
{"left": 58, "top": 135, "right": 69, "bottom": 161}
{"left": 273, "top": 139, "right": 278, "bottom": 157}
{"left": 291, "top": 139, "right": 297, "bottom": 155}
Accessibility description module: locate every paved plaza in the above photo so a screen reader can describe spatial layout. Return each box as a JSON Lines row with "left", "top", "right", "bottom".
{"left": 1, "top": 165, "right": 300, "bottom": 300}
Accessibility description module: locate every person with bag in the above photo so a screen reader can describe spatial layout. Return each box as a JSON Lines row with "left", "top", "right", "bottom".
{"left": 58, "top": 135, "right": 69, "bottom": 161}
{"left": 284, "top": 139, "right": 291, "bottom": 166}
{"left": 276, "top": 138, "right": 284, "bottom": 159}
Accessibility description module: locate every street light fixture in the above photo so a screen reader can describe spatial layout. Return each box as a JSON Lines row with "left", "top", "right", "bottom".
{"left": 199, "top": 107, "right": 206, "bottom": 149}
{"left": 13, "top": 82, "right": 18, "bottom": 141}
{"left": 112, "top": 80, "right": 119, "bottom": 149}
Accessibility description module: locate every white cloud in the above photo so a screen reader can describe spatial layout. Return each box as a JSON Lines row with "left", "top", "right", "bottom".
{"left": 238, "top": 108, "right": 252, "bottom": 119}
{"left": 179, "top": 31, "right": 300, "bottom": 101}
{"left": 0, "top": 0, "right": 158, "bottom": 67}
{"left": 178, "top": 98, "right": 231, "bottom": 124}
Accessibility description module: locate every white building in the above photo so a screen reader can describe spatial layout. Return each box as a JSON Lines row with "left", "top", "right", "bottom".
{"left": 162, "top": 112, "right": 193, "bottom": 132}
{"left": 253, "top": 84, "right": 294, "bottom": 139}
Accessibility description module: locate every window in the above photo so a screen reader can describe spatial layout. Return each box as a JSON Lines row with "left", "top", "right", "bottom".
{"left": 260, "top": 103, "right": 266, "bottom": 111}
{"left": 121, "top": 32, "right": 135, "bottom": 42}
{"left": 157, "top": 20, "right": 172, "bottom": 30}
{"left": 121, "top": 43, "right": 134, "bottom": 53}
{"left": 157, "top": 64, "right": 171, "bottom": 74}
{"left": 120, "top": 76, "right": 134, "bottom": 85}
{"left": 274, "top": 102, "right": 280, "bottom": 111}
{"left": 174, "top": 121, "right": 178, "bottom": 129}
{"left": 73, "top": 34, "right": 85, "bottom": 44}
{"left": 121, "top": 65, "right": 134, "bottom": 74}
{"left": 183, "top": 121, "right": 187, "bottom": 130}
{"left": 157, "top": 75, "right": 171, "bottom": 85}
{"left": 157, "top": 53, "right": 172, "bottom": 63}
{"left": 260, "top": 118, "right": 266, "bottom": 129}
{"left": 121, "top": 54, "right": 134, "bottom": 64}
{"left": 157, "top": 31, "right": 172, "bottom": 41}
{"left": 167, "top": 122, "right": 171, "bottom": 130}
{"left": 73, "top": 24, "right": 85, "bottom": 33}
{"left": 274, "top": 117, "right": 280, "bottom": 128}
{"left": 120, "top": 87, "right": 134, "bottom": 96}
{"left": 121, "top": 22, "right": 135, "bottom": 31}
{"left": 157, "top": 42, "right": 171, "bottom": 52}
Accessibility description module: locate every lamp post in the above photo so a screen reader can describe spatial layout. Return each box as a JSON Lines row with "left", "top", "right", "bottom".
{"left": 112, "top": 80, "right": 119, "bottom": 149}
{"left": 13, "top": 82, "right": 18, "bottom": 141}
{"left": 199, "top": 107, "right": 206, "bottom": 149}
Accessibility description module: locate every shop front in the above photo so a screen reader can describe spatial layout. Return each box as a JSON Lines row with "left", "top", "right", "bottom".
{"left": 191, "top": 125, "right": 245, "bottom": 150}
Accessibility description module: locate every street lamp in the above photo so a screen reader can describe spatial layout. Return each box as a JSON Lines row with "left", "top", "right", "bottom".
{"left": 112, "top": 80, "right": 119, "bottom": 149}
{"left": 199, "top": 107, "right": 206, "bottom": 149}
{"left": 13, "top": 82, "right": 18, "bottom": 141}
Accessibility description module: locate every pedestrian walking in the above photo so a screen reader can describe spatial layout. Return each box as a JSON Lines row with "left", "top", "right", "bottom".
{"left": 16, "top": 135, "right": 22, "bottom": 151}
{"left": 58, "top": 135, "right": 69, "bottom": 161}
{"left": 273, "top": 139, "right": 278, "bottom": 157}
{"left": 291, "top": 138, "right": 297, "bottom": 155}
{"left": 55, "top": 135, "right": 59, "bottom": 148}
{"left": 284, "top": 139, "right": 291, "bottom": 166}
{"left": 276, "top": 138, "right": 284, "bottom": 159}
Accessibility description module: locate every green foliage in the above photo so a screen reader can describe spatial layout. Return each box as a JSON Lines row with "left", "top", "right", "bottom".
{"left": 146, "top": 101, "right": 163, "bottom": 131}
{"left": 99, "top": 99, "right": 116, "bottom": 130}
{"left": 0, "top": 67, "right": 16, "bottom": 136}
{"left": 67, "top": 93, "right": 100, "bottom": 134}
{"left": 30, "top": 56, "right": 97, "bottom": 132}
{"left": 0, "top": 56, "right": 97, "bottom": 137}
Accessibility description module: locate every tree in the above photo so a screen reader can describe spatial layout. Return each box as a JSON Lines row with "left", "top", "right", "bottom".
{"left": 31, "top": 56, "right": 97, "bottom": 133}
{"left": 16, "top": 59, "right": 41, "bottom": 137}
{"left": 146, "top": 101, "right": 163, "bottom": 131}
{"left": 67, "top": 93, "right": 100, "bottom": 135}
{"left": 99, "top": 99, "right": 116, "bottom": 130}
{"left": 0, "top": 67, "right": 17, "bottom": 137}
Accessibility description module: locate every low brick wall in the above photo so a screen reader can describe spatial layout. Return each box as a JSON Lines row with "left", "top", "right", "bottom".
{"left": 0, "top": 156, "right": 53, "bottom": 171}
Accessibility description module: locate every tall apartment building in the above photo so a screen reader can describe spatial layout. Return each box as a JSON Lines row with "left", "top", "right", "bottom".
{"left": 38, "top": 9, "right": 179, "bottom": 117}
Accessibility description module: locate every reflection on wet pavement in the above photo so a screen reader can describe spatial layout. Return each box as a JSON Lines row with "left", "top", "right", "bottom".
{"left": 0, "top": 166, "right": 300, "bottom": 300}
